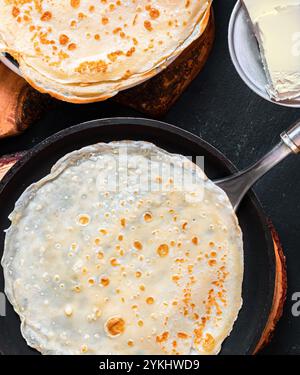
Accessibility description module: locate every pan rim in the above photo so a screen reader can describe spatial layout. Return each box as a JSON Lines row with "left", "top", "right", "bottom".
{"left": 0, "top": 117, "right": 275, "bottom": 355}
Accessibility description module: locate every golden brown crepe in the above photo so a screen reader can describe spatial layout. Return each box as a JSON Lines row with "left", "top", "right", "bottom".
{"left": 2, "top": 141, "right": 243, "bottom": 355}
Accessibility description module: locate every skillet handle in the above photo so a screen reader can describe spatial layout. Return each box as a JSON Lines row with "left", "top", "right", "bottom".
{"left": 281, "top": 119, "right": 300, "bottom": 154}
{"left": 216, "top": 120, "right": 300, "bottom": 211}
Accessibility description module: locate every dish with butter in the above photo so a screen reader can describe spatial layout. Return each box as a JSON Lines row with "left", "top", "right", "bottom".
{"left": 243, "top": 0, "right": 300, "bottom": 102}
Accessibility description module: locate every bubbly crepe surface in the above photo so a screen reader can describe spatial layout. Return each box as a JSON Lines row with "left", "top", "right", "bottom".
{"left": 0, "top": 0, "right": 211, "bottom": 102}
{"left": 2, "top": 142, "right": 243, "bottom": 355}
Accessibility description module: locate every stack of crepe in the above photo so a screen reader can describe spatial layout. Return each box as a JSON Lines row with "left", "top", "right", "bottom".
{"left": 0, "top": 1, "right": 211, "bottom": 103}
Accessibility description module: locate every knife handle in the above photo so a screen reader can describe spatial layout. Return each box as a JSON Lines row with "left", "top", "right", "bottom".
{"left": 281, "top": 119, "right": 300, "bottom": 154}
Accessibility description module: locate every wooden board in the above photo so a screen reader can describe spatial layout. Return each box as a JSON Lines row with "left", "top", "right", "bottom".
{"left": 0, "top": 63, "right": 53, "bottom": 139}
{"left": 0, "top": 152, "right": 287, "bottom": 354}
{"left": 254, "top": 223, "right": 287, "bottom": 353}
{"left": 0, "top": 10, "right": 215, "bottom": 138}
{"left": 115, "top": 9, "right": 215, "bottom": 117}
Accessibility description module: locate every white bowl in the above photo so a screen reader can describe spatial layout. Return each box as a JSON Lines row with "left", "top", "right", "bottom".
{"left": 228, "top": 0, "right": 300, "bottom": 108}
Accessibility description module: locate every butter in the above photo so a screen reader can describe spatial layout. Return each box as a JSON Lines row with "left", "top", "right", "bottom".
{"left": 243, "top": 0, "right": 300, "bottom": 21}
{"left": 243, "top": 0, "right": 300, "bottom": 101}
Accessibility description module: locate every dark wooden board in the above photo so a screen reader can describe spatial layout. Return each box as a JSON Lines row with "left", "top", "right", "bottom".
{"left": 115, "top": 10, "right": 215, "bottom": 117}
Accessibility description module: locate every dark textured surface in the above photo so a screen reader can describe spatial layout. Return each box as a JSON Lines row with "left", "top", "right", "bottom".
{"left": 0, "top": 0, "right": 299, "bottom": 355}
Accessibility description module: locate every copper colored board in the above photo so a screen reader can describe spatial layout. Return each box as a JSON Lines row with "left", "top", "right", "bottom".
{"left": 0, "top": 63, "right": 52, "bottom": 139}
{"left": 0, "top": 146, "right": 286, "bottom": 354}
{"left": 254, "top": 223, "right": 287, "bottom": 353}
{"left": 115, "top": 10, "right": 215, "bottom": 117}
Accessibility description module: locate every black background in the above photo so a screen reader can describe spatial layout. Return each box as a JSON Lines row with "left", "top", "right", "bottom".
{"left": 0, "top": 0, "right": 299, "bottom": 355}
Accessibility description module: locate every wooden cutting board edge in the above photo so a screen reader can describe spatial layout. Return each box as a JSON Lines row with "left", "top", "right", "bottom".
{"left": 254, "top": 222, "right": 287, "bottom": 354}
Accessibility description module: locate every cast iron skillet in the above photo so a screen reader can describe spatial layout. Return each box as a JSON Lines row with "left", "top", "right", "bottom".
{"left": 0, "top": 118, "right": 275, "bottom": 355}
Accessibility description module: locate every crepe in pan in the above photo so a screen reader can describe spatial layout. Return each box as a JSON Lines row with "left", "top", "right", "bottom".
{"left": 2, "top": 141, "right": 243, "bottom": 355}
{"left": 0, "top": 1, "right": 211, "bottom": 103}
